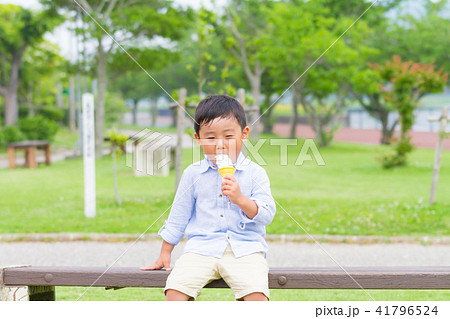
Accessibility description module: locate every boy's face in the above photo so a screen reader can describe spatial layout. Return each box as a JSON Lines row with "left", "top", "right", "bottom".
{"left": 194, "top": 116, "right": 249, "bottom": 165}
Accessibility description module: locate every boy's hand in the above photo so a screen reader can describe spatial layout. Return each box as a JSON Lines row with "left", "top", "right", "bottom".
{"left": 140, "top": 253, "right": 172, "bottom": 271}
{"left": 221, "top": 175, "right": 245, "bottom": 205}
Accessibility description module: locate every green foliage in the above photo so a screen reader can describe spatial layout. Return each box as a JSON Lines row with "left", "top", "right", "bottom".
{"left": 105, "top": 92, "right": 127, "bottom": 126}
{"left": 107, "top": 129, "right": 128, "bottom": 156}
{"left": 0, "top": 127, "right": 4, "bottom": 147}
{"left": 370, "top": 55, "right": 447, "bottom": 168}
{"left": 378, "top": 136, "right": 415, "bottom": 169}
{"left": 2, "top": 125, "right": 25, "bottom": 143}
{"left": 38, "top": 107, "right": 64, "bottom": 122}
{"left": 18, "top": 115, "right": 59, "bottom": 141}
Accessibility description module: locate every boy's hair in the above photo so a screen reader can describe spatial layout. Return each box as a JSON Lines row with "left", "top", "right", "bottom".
{"left": 194, "top": 95, "right": 247, "bottom": 136}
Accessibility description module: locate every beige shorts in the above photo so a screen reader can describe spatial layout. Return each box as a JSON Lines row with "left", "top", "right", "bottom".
{"left": 164, "top": 245, "right": 270, "bottom": 300}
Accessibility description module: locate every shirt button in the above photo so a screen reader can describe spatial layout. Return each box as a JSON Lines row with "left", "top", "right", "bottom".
{"left": 227, "top": 236, "right": 230, "bottom": 239}
{"left": 219, "top": 194, "right": 222, "bottom": 197}
{"left": 220, "top": 214, "right": 224, "bottom": 217}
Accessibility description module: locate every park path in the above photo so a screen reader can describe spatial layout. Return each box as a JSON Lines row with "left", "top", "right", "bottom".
{"left": 1, "top": 240, "right": 449, "bottom": 268}
{"left": 273, "top": 123, "right": 450, "bottom": 150}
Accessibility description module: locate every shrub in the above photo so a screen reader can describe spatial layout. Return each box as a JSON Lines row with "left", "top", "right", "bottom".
{"left": 377, "top": 137, "right": 415, "bottom": 169}
{"left": 18, "top": 115, "right": 59, "bottom": 141}
{"left": 39, "top": 107, "right": 65, "bottom": 122}
{"left": 2, "top": 125, "right": 26, "bottom": 144}
{"left": 0, "top": 128, "right": 4, "bottom": 148}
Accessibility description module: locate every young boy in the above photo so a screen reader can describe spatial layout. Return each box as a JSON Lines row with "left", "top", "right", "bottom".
{"left": 140, "top": 95, "right": 276, "bottom": 301}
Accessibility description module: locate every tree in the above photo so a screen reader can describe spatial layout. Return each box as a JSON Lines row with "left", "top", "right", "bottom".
{"left": 19, "top": 40, "right": 66, "bottom": 116}
{"left": 213, "top": 0, "right": 274, "bottom": 140}
{"left": 371, "top": 55, "right": 447, "bottom": 167}
{"left": 259, "top": 0, "right": 374, "bottom": 145}
{"left": 40, "top": 0, "right": 192, "bottom": 157}
{"left": 0, "top": 4, "right": 63, "bottom": 125}
{"left": 376, "top": 0, "right": 450, "bottom": 80}
{"left": 109, "top": 45, "right": 178, "bottom": 126}
{"left": 350, "top": 68, "right": 398, "bottom": 145}
{"left": 107, "top": 129, "right": 128, "bottom": 206}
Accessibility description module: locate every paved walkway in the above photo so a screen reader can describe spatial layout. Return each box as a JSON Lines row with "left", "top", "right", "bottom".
{"left": 1, "top": 240, "right": 448, "bottom": 268}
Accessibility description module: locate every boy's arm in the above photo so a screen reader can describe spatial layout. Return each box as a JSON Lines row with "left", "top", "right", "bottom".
{"left": 240, "top": 167, "right": 276, "bottom": 226}
{"left": 223, "top": 167, "right": 276, "bottom": 226}
{"left": 235, "top": 195, "right": 258, "bottom": 220}
{"left": 158, "top": 168, "right": 196, "bottom": 245}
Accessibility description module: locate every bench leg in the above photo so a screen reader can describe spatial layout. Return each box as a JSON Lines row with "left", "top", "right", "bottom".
{"left": 7, "top": 147, "right": 15, "bottom": 169}
{"left": 28, "top": 286, "right": 55, "bottom": 301}
{"left": 28, "top": 147, "right": 37, "bottom": 169}
{"left": 44, "top": 145, "right": 51, "bottom": 165}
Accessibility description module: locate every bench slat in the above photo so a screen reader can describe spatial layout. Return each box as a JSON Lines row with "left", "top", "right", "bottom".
{"left": 3, "top": 266, "right": 450, "bottom": 290}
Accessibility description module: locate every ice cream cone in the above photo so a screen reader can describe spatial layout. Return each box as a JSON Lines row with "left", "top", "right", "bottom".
{"left": 218, "top": 166, "right": 236, "bottom": 178}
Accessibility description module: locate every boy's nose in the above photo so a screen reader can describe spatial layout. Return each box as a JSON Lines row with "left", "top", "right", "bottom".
{"left": 216, "top": 138, "right": 225, "bottom": 148}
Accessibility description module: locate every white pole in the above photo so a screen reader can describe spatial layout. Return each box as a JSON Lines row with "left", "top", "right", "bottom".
{"left": 429, "top": 106, "right": 448, "bottom": 205}
{"left": 82, "top": 93, "right": 96, "bottom": 218}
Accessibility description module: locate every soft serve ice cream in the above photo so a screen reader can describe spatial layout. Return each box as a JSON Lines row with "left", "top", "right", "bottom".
{"left": 215, "top": 154, "right": 236, "bottom": 177}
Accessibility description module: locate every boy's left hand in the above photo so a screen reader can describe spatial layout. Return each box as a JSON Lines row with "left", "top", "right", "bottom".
{"left": 221, "top": 175, "right": 244, "bottom": 205}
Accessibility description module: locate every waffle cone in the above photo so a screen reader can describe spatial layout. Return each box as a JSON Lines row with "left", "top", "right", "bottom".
{"left": 218, "top": 167, "right": 236, "bottom": 178}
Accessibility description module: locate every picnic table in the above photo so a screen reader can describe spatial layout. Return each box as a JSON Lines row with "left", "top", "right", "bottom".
{"left": 7, "top": 140, "right": 51, "bottom": 169}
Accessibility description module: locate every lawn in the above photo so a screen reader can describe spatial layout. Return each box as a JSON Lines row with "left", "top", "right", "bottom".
{"left": 0, "top": 134, "right": 449, "bottom": 237}
{"left": 58, "top": 286, "right": 450, "bottom": 301}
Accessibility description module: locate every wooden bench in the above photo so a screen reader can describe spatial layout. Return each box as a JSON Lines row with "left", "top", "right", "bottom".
{"left": 1, "top": 266, "right": 449, "bottom": 301}
{"left": 7, "top": 140, "right": 51, "bottom": 169}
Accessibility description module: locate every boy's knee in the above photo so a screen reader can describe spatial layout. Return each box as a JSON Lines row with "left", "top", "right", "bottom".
{"left": 165, "top": 289, "right": 194, "bottom": 301}
{"left": 239, "top": 292, "right": 269, "bottom": 301}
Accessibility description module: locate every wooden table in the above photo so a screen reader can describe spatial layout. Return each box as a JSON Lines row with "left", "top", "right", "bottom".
{"left": 7, "top": 140, "right": 51, "bottom": 169}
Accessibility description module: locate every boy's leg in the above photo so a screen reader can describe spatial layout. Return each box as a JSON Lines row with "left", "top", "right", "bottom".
{"left": 218, "top": 246, "right": 270, "bottom": 301}
{"left": 164, "top": 252, "right": 221, "bottom": 301}
{"left": 165, "top": 289, "right": 194, "bottom": 301}
{"left": 239, "top": 292, "right": 269, "bottom": 301}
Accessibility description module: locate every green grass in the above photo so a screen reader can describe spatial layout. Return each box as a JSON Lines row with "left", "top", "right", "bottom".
{"left": 0, "top": 137, "right": 449, "bottom": 236}
{"left": 58, "top": 286, "right": 450, "bottom": 301}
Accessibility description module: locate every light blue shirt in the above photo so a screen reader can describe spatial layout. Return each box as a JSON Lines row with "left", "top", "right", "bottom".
{"left": 158, "top": 152, "right": 276, "bottom": 258}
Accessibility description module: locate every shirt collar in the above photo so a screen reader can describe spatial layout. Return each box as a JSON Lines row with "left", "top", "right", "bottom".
{"left": 199, "top": 152, "right": 251, "bottom": 174}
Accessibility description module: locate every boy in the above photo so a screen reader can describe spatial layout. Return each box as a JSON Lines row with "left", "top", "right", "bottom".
{"left": 141, "top": 95, "right": 276, "bottom": 301}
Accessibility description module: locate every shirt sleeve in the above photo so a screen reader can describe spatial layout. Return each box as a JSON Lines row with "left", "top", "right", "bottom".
{"left": 158, "top": 167, "right": 196, "bottom": 245}
{"left": 240, "top": 166, "right": 276, "bottom": 226}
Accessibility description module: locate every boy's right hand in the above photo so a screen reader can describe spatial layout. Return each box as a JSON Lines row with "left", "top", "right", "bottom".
{"left": 140, "top": 254, "right": 172, "bottom": 271}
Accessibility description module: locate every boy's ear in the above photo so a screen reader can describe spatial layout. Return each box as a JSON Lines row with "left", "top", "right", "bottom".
{"left": 194, "top": 132, "right": 201, "bottom": 146}
{"left": 241, "top": 126, "right": 250, "bottom": 140}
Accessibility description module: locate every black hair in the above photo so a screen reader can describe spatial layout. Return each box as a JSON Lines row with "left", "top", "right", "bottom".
{"left": 194, "top": 95, "right": 247, "bottom": 137}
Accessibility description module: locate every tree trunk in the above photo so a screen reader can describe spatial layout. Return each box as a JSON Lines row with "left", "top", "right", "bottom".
{"left": 132, "top": 98, "right": 138, "bottom": 126}
{"left": 249, "top": 73, "right": 261, "bottom": 141}
{"left": 289, "top": 88, "right": 299, "bottom": 139}
{"left": 151, "top": 99, "right": 157, "bottom": 127}
{"left": 3, "top": 89, "right": 19, "bottom": 125}
{"left": 95, "top": 37, "right": 107, "bottom": 158}
{"left": 27, "top": 84, "right": 34, "bottom": 116}
{"left": 262, "top": 92, "right": 275, "bottom": 134}
{"left": 379, "top": 108, "right": 391, "bottom": 144}
{"left": 3, "top": 52, "right": 22, "bottom": 125}
{"left": 112, "top": 144, "right": 121, "bottom": 206}
{"left": 69, "top": 76, "right": 76, "bottom": 132}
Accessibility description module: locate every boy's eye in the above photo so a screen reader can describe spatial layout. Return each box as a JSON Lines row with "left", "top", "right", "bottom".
{"left": 207, "top": 137, "right": 215, "bottom": 139}
{"left": 226, "top": 135, "right": 233, "bottom": 138}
